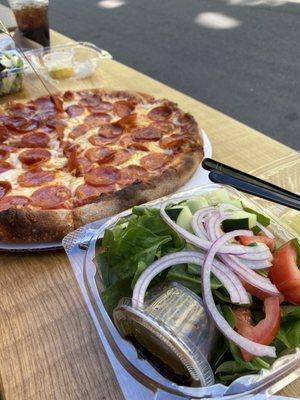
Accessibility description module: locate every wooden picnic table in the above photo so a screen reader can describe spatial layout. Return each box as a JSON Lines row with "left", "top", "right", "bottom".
{"left": 0, "top": 29, "right": 299, "bottom": 399}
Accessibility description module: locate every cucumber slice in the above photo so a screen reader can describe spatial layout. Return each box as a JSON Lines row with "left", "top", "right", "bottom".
{"left": 165, "top": 206, "right": 185, "bottom": 221}
{"left": 187, "top": 197, "right": 209, "bottom": 214}
{"left": 222, "top": 211, "right": 257, "bottom": 232}
{"left": 225, "top": 199, "right": 243, "bottom": 209}
{"left": 202, "top": 189, "right": 231, "bottom": 205}
{"left": 222, "top": 218, "right": 250, "bottom": 232}
{"left": 176, "top": 206, "right": 193, "bottom": 231}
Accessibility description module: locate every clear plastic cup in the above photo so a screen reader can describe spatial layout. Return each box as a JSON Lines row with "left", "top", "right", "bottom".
{"left": 9, "top": 0, "right": 50, "bottom": 47}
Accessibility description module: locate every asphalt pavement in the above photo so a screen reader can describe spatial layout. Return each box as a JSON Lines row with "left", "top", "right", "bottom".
{"left": 2, "top": 0, "right": 299, "bottom": 149}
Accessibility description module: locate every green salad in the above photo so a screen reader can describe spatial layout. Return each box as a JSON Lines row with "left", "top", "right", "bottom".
{"left": 95, "top": 189, "right": 300, "bottom": 384}
{"left": 0, "top": 51, "right": 24, "bottom": 96}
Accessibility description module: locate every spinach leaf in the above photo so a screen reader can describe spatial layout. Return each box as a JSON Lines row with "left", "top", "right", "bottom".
{"left": 95, "top": 252, "right": 118, "bottom": 288}
{"left": 167, "top": 264, "right": 201, "bottom": 295}
{"left": 103, "top": 225, "right": 171, "bottom": 280}
{"left": 281, "top": 305, "right": 300, "bottom": 321}
{"left": 277, "top": 320, "right": 300, "bottom": 348}
{"left": 101, "top": 278, "right": 132, "bottom": 316}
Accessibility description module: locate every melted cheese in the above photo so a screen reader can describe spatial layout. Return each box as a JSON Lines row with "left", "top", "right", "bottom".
{"left": 0, "top": 92, "right": 188, "bottom": 205}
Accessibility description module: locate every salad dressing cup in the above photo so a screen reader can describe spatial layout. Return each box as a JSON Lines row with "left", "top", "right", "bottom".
{"left": 114, "top": 282, "right": 216, "bottom": 387}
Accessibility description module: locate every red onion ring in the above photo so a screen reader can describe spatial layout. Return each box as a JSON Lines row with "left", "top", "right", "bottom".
{"left": 202, "top": 230, "right": 276, "bottom": 358}
{"left": 160, "top": 202, "right": 270, "bottom": 257}
{"left": 132, "top": 251, "right": 250, "bottom": 308}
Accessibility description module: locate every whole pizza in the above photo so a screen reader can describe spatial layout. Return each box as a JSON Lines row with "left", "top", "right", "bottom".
{"left": 0, "top": 89, "right": 203, "bottom": 242}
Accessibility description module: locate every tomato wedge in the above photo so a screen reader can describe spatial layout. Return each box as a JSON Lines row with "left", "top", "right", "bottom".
{"left": 270, "top": 241, "right": 300, "bottom": 305}
{"left": 238, "top": 235, "right": 275, "bottom": 251}
{"left": 233, "top": 296, "right": 281, "bottom": 362}
{"left": 240, "top": 279, "right": 275, "bottom": 301}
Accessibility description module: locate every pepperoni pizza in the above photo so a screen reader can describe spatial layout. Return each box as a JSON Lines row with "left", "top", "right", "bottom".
{"left": 0, "top": 89, "right": 203, "bottom": 242}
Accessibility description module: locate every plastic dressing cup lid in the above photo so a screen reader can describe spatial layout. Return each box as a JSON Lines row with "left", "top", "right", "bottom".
{"left": 114, "top": 282, "right": 215, "bottom": 387}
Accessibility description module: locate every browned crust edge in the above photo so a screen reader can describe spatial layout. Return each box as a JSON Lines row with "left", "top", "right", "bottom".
{"left": 0, "top": 208, "right": 74, "bottom": 243}
{"left": 73, "top": 150, "right": 203, "bottom": 228}
{"left": 0, "top": 89, "right": 203, "bottom": 243}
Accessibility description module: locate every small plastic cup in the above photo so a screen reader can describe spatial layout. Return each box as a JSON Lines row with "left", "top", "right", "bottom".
{"left": 43, "top": 50, "right": 75, "bottom": 79}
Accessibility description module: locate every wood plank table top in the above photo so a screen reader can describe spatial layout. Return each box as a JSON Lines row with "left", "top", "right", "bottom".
{"left": 0, "top": 30, "right": 299, "bottom": 400}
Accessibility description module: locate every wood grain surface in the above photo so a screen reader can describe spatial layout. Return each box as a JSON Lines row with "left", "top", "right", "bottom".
{"left": 0, "top": 30, "right": 298, "bottom": 400}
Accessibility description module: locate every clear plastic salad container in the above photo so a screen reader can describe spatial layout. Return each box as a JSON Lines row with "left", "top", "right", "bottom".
{"left": 0, "top": 49, "right": 24, "bottom": 96}
{"left": 25, "top": 41, "right": 112, "bottom": 82}
{"left": 62, "top": 183, "right": 300, "bottom": 399}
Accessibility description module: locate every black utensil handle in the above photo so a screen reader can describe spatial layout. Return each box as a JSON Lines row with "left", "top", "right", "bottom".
{"left": 203, "top": 158, "right": 300, "bottom": 201}
{"left": 209, "top": 170, "right": 300, "bottom": 211}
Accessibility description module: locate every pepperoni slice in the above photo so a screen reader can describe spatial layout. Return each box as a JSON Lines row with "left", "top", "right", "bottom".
{"left": 0, "top": 195, "right": 29, "bottom": 211}
{"left": 0, "top": 148, "right": 9, "bottom": 160}
{"left": 0, "top": 125, "right": 10, "bottom": 143}
{"left": 19, "top": 149, "right": 51, "bottom": 165}
{"left": 68, "top": 155, "right": 92, "bottom": 176}
{"left": 0, "top": 144, "right": 16, "bottom": 160}
{"left": 159, "top": 134, "right": 187, "bottom": 150}
{"left": 75, "top": 183, "right": 115, "bottom": 206}
{"left": 117, "top": 113, "right": 137, "bottom": 130}
{"left": 46, "top": 117, "right": 66, "bottom": 130}
{"left": 87, "top": 101, "right": 113, "bottom": 113}
{"left": 84, "top": 112, "right": 111, "bottom": 127}
{"left": 8, "top": 103, "right": 36, "bottom": 118}
{"left": 120, "top": 165, "right": 148, "bottom": 185}
{"left": 178, "top": 112, "right": 195, "bottom": 126}
{"left": 0, "top": 144, "right": 15, "bottom": 153}
{"left": 20, "top": 131, "right": 50, "bottom": 148}
{"left": 152, "top": 121, "right": 176, "bottom": 133}
{"left": 85, "top": 166, "right": 120, "bottom": 186}
{"left": 112, "top": 149, "right": 132, "bottom": 165}
{"left": 98, "top": 123, "right": 123, "bottom": 138}
{"left": 69, "top": 123, "right": 89, "bottom": 139}
{"left": 85, "top": 147, "right": 115, "bottom": 164}
{"left": 66, "top": 105, "right": 85, "bottom": 118}
{"left": 5, "top": 117, "right": 39, "bottom": 133}
{"left": 119, "top": 134, "right": 149, "bottom": 151}
{"left": 63, "top": 90, "right": 74, "bottom": 101}
{"left": 140, "top": 153, "right": 170, "bottom": 170}
{"left": 88, "top": 134, "right": 118, "bottom": 146}
{"left": 129, "top": 143, "right": 149, "bottom": 152}
{"left": 113, "top": 100, "right": 135, "bottom": 117}
{"left": 148, "top": 106, "right": 173, "bottom": 121}
{"left": 67, "top": 151, "right": 93, "bottom": 176}
{"left": 0, "top": 181, "right": 11, "bottom": 199}
{"left": 0, "top": 160, "right": 13, "bottom": 173}
{"left": 60, "top": 141, "right": 78, "bottom": 158}
{"left": 31, "top": 185, "right": 71, "bottom": 209}
{"left": 30, "top": 96, "right": 56, "bottom": 114}
{"left": 18, "top": 170, "right": 55, "bottom": 187}
{"left": 132, "top": 127, "right": 162, "bottom": 141}
{"left": 79, "top": 94, "right": 102, "bottom": 108}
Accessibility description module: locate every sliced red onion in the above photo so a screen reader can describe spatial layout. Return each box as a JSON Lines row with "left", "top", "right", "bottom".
{"left": 202, "top": 230, "right": 276, "bottom": 358}
{"left": 192, "top": 207, "right": 215, "bottom": 239}
{"left": 211, "top": 215, "right": 272, "bottom": 262}
{"left": 239, "top": 258, "right": 272, "bottom": 270}
{"left": 210, "top": 214, "right": 278, "bottom": 293}
{"left": 161, "top": 202, "right": 268, "bottom": 257}
{"left": 256, "top": 222, "right": 275, "bottom": 239}
{"left": 132, "top": 251, "right": 250, "bottom": 308}
{"left": 220, "top": 254, "right": 279, "bottom": 295}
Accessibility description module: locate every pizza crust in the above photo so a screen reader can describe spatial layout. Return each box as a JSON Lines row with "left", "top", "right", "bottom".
{"left": 0, "top": 208, "right": 74, "bottom": 243}
{"left": 0, "top": 89, "right": 204, "bottom": 243}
